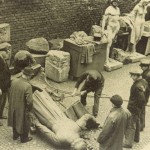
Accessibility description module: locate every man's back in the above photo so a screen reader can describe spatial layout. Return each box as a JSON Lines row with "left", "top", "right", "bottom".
{"left": 98, "top": 107, "right": 130, "bottom": 150}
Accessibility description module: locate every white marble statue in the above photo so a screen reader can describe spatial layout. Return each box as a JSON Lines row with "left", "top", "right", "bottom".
{"left": 101, "top": 0, "right": 120, "bottom": 66}
{"left": 128, "top": 0, "right": 150, "bottom": 53}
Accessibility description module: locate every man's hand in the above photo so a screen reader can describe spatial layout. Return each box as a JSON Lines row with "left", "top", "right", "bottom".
{"left": 0, "top": 89, "right": 2, "bottom": 96}
{"left": 80, "top": 90, "right": 87, "bottom": 96}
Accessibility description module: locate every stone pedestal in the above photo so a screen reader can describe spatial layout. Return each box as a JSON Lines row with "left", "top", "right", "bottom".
{"left": 113, "top": 48, "right": 146, "bottom": 64}
{"left": 104, "top": 58, "right": 123, "bottom": 72}
{"left": 45, "top": 50, "right": 70, "bottom": 82}
{"left": 0, "top": 23, "right": 10, "bottom": 43}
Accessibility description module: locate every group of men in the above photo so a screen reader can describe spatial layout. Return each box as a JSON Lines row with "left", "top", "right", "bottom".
{"left": 0, "top": 50, "right": 150, "bottom": 149}
{"left": 0, "top": 53, "right": 34, "bottom": 143}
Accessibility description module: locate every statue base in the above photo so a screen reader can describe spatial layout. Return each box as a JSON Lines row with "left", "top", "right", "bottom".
{"left": 104, "top": 58, "right": 123, "bottom": 72}
{"left": 113, "top": 48, "right": 146, "bottom": 64}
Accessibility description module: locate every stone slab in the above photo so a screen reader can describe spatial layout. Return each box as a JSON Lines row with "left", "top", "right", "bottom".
{"left": 113, "top": 48, "right": 146, "bottom": 64}
{"left": 104, "top": 58, "right": 123, "bottom": 72}
{"left": 0, "top": 23, "right": 10, "bottom": 43}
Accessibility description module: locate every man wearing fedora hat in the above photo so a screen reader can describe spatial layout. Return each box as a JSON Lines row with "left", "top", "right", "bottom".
{"left": 97, "top": 95, "right": 131, "bottom": 150}
{"left": 8, "top": 66, "right": 34, "bottom": 143}
{"left": 124, "top": 69, "right": 149, "bottom": 148}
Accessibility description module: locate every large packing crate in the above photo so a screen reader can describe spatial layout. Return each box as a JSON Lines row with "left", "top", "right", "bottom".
{"left": 45, "top": 50, "right": 70, "bottom": 82}
{"left": 63, "top": 38, "right": 107, "bottom": 78}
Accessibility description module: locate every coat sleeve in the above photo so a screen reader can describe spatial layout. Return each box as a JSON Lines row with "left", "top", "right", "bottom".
{"left": 75, "top": 73, "right": 87, "bottom": 89}
{"left": 135, "top": 85, "right": 146, "bottom": 107}
{"left": 97, "top": 118, "right": 115, "bottom": 144}
{"left": 25, "top": 84, "right": 33, "bottom": 111}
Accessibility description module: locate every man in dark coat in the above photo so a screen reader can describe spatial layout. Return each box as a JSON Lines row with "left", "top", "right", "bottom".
{"left": 124, "top": 69, "right": 149, "bottom": 148}
{"left": 72, "top": 70, "right": 104, "bottom": 117}
{"left": 97, "top": 95, "right": 131, "bottom": 150}
{"left": 8, "top": 66, "right": 34, "bottom": 143}
{"left": 0, "top": 54, "right": 11, "bottom": 126}
{"left": 139, "top": 59, "right": 150, "bottom": 131}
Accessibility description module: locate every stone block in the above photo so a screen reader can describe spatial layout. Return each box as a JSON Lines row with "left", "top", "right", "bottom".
{"left": 0, "top": 23, "right": 10, "bottom": 43}
{"left": 26, "top": 37, "right": 49, "bottom": 54}
{"left": 45, "top": 50, "right": 70, "bottom": 82}
{"left": 104, "top": 58, "right": 123, "bottom": 72}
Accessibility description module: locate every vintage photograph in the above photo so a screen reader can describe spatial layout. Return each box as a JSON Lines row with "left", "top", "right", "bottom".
{"left": 0, "top": 0, "right": 150, "bottom": 149}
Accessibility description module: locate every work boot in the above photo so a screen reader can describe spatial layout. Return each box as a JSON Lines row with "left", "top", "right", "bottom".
{"left": 0, "top": 121, "right": 3, "bottom": 126}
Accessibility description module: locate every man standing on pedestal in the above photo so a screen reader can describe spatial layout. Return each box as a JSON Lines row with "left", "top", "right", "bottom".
{"left": 72, "top": 70, "right": 104, "bottom": 117}
{"left": 124, "top": 69, "right": 149, "bottom": 148}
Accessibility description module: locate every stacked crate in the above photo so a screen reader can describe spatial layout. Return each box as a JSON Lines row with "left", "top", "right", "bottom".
{"left": 45, "top": 50, "right": 70, "bottom": 82}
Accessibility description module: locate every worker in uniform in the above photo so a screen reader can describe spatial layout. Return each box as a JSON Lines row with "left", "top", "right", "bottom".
{"left": 123, "top": 69, "right": 149, "bottom": 148}
{"left": 139, "top": 59, "right": 150, "bottom": 131}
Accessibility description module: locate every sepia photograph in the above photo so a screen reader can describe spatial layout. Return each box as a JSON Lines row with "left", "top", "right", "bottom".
{"left": 0, "top": 0, "right": 150, "bottom": 149}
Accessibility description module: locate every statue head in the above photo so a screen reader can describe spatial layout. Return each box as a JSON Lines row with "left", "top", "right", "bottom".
{"left": 71, "top": 138, "right": 87, "bottom": 150}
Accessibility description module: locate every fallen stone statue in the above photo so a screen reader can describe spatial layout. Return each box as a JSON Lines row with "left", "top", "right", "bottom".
{"left": 31, "top": 90, "right": 100, "bottom": 150}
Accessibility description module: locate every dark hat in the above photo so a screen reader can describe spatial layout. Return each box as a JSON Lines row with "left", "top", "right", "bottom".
{"left": 140, "top": 59, "right": 150, "bottom": 66}
{"left": 22, "top": 66, "right": 34, "bottom": 76}
{"left": 129, "top": 69, "right": 142, "bottom": 75}
{"left": 110, "top": 95, "right": 123, "bottom": 107}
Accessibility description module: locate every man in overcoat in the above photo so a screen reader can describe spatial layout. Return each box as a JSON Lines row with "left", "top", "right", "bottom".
{"left": 72, "top": 70, "right": 104, "bottom": 117}
{"left": 124, "top": 69, "right": 149, "bottom": 148}
{"left": 8, "top": 66, "right": 34, "bottom": 143}
{"left": 97, "top": 95, "right": 131, "bottom": 150}
{"left": 139, "top": 59, "right": 150, "bottom": 131}
{"left": 0, "top": 54, "right": 11, "bottom": 126}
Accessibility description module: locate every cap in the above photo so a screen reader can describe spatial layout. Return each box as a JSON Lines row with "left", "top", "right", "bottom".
{"left": 22, "top": 66, "right": 34, "bottom": 76}
{"left": 129, "top": 69, "right": 143, "bottom": 75}
{"left": 110, "top": 95, "right": 123, "bottom": 107}
{"left": 140, "top": 59, "right": 150, "bottom": 66}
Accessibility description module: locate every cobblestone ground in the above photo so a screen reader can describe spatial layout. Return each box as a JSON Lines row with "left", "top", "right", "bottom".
{"left": 1, "top": 59, "right": 150, "bottom": 150}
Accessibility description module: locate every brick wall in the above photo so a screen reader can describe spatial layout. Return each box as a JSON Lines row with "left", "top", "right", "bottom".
{"left": 0, "top": 0, "right": 139, "bottom": 54}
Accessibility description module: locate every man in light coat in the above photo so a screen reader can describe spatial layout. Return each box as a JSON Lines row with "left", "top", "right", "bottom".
{"left": 8, "top": 66, "right": 34, "bottom": 143}
{"left": 97, "top": 95, "right": 131, "bottom": 150}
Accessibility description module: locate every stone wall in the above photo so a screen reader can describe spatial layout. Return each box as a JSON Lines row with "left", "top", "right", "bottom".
{"left": 0, "top": 0, "right": 139, "bottom": 54}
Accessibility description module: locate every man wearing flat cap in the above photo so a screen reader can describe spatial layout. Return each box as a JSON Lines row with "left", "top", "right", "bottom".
{"left": 124, "top": 69, "right": 149, "bottom": 148}
{"left": 97, "top": 95, "right": 131, "bottom": 150}
{"left": 8, "top": 66, "right": 34, "bottom": 143}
